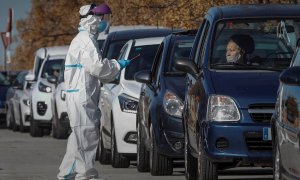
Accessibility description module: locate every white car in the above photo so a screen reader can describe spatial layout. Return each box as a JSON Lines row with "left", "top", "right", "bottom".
{"left": 30, "top": 51, "right": 67, "bottom": 137}
{"left": 99, "top": 37, "right": 163, "bottom": 168}
{"left": 51, "top": 62, "right": 69, "bottom": 139}
{"left": 11, "top": 70, "right": 30, "bottom": 132}
{"left": 19, "top": 79, "right": 33, "bottom": 132}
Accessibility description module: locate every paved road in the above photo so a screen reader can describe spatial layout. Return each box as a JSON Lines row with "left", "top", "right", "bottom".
{"left": 0, "top": 129, "right": 273, "bottom": 180}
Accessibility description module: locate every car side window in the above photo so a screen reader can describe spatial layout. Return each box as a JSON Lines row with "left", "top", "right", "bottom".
{"left": 194, "top": 19, "right": 210, "bottom": 66}
{"left": 151, "top": 43, "right": 164, "bottom": 86}
{"left": 292, "top": 47, "right": 300, "bottom": 66}
{"left": 118, "top": 43, "right": 129, "bottom": 60}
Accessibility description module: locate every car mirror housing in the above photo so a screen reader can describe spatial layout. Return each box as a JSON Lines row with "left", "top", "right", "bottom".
{"left": 134, "top": 70, "right": 151, "bottom": 84}
{"left": 280, "top": 66, "right": 300, "bottom": 85}
{"left": 47, "top": 75, "right": 58, "bottom": 84}
{"left": 25, "top": 74, "right": 35, "bottom": 82}
{"left": 174, "top": 58, "right": 200, "bottom": 78}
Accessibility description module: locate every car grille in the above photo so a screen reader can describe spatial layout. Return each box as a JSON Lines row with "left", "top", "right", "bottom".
{"left": 244, "top": 131, "right": 272, "bottom": 151}
{"left": 248, "top": 104, "right": 275, "bottom": 123}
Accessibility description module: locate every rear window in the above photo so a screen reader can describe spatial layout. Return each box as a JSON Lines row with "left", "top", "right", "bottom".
{"left": 124, "top": 44, "right": 159, "bottom": 80}
{"left": 0, "top": 72, "right": 9, "bottom": 85}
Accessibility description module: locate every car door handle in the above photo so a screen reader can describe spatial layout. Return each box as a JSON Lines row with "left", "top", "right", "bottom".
{"left": 103, "top": 91, "right": 108, "bottom": 95}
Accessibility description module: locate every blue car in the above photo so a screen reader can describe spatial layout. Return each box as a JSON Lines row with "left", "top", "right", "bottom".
{"left": 271, "top": 44, "right": 300, "bottom": 179}
{"left": 134, "top": 30, "right": 195, "bottom": 175}
{"left": 0, "top": 72, "right": 10, "bottom": 127}
{"left": 174, "top": 4, "right": 300, "bottom": 180}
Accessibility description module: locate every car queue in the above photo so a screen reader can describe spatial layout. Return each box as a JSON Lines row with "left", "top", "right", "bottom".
{"left": 2, "top": 4, "right": 300, "bottom": 180}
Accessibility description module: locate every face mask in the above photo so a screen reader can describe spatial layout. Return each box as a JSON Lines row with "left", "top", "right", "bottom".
{"left": 98, "top": 20, "right": 108, "bottom": 33}
{"left": 226, "top": 54, "right": 241, "bottom": 63}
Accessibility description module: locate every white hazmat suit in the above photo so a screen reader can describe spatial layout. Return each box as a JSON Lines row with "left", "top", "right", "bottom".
{"left": 58, "top": 4, "right": 120, "bottom": 180}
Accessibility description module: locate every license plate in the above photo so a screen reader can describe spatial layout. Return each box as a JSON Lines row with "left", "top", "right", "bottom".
{"left": 263, "top": 127, "right": 272, "bottom": 141}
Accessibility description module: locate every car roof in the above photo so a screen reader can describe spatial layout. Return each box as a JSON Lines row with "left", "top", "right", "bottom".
{"left": 35, "top": 45, "right": 69, "bottom": 58}
{"left": 208, "top": 4, "right": 300, "bottom": 20}
{"left": 106, "top": 28, "right": 174, "bottom": 41}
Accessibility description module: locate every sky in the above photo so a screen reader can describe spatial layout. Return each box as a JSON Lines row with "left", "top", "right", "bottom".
{"left": 0, "top": 0, "right": 31, "bottom": 68}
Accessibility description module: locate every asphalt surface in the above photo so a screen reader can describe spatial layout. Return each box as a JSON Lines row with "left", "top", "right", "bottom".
{"left": 0, "top": 129, "right": 274, "bottom": 180}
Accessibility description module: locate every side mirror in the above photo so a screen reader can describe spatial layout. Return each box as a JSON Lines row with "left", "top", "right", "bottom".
{"left": 134, "top": 70, "right": 151, "bottom": 84}
{"left": 47, "top": 75, "right": 58, "bottom": 84}
{"left": 174, "top": 58, "right": 200, "bottom": 77}
{"left": 25, "top": 74, "right": 35, "bottom": 82}
{"left": 280, "top": 66, "right": 300, "bottom": 85}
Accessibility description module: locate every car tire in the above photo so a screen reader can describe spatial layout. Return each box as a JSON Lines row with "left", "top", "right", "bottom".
{"left": 184, "top": 125, "right": 197, "bottom": 180}
{"left": 6, "top": 106, "right": 13, "bottom": 129}
{"left": 30, "top": 118, "right": 43, "bottom": 137}
{"left": 149, "top": 125, "right": 173, "bottom": 176}
{"left": 19, "top": 106, "right": 28, "bottom": 133}
{"left": 51, "top": 121, "right": 58, "bottom": 138}
{"left": 197, "top": 136, "right": 217, "bottom": 180}
{"left": 12, "top": 115, "right": 19, "bottom": 132}
{"left": 98, "top": 129, "right": 111, "bottom": 164}
{"left": 273, "top": 137, "right": 282, "bottom": 180}
{"left": 111, "top": 123, "right": 130, "bottom": 168}
{"left": 137, "top": 120, "right": 150, "bottom": 172}
{"left": 56, "top": 118, "right": 68, "bottom": 139}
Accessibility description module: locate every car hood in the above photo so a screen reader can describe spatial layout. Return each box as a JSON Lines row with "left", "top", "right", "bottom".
{"left": 164, "top": 76, "right": 186, "bottom": 101}
{"left": 210, "top": 71, "right": 280, "bottom": 108}
{"left": 120, "top": 80, "right": 141, "bottom": 99}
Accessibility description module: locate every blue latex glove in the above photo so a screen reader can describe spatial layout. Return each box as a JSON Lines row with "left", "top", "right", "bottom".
{"left": 118, "top": 59, "right": 131, "bottom": 69}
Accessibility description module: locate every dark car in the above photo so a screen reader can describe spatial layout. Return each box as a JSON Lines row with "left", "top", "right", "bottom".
{"left": 174, "top": 4, "right": 300, "bottom": 180}
{"left": 271, "top": 44, "right": 300, "bottom": 179}
{"left": 97, "top": 28, "right": 174, "bottom": 162}
{"left": 134, "top": 30, "right": 196, "bottom": 175}
{"left": 0, "top": 72, "right": 11, "bottom": 127}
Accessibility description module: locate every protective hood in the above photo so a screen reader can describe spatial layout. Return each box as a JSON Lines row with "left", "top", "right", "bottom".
{"left": 210, "top": 71, "right": 280, "bottom": 108}
{"left": 79, "top": 15, "right": 101, "bottom": 35}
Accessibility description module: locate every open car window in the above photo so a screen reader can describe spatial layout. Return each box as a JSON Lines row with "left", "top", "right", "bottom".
{"left": 211, "top": 19, "right": 299, "bottom": 71}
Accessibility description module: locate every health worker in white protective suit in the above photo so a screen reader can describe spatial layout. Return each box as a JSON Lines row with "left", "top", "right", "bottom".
{"left": 57, "top": 4, "right": 130, "bottom": 180}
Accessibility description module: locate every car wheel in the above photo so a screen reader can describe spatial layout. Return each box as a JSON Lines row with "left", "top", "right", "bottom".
{"left": 30, "top": 117, "right": 43, "bottom": 137}
{"left": 6, "top": 106, "right": 13, "bottom": 129}
{"left": 56, "top": 118, "right": 68, "bottom": 139}
{"left": 111, "top": 123, "right": 130, "bottom": 168}
{"left": 19, "top": 106, "right": 28, "bottom": 132}
{"left": 12, "top": 114, "right": 19, "bottom": 132}
{"left": 98, "top": 129, "right": 111, "bottom": 164}
{"left": 137, "top": 120, "right": 150, "bottom": 172}
{"left": 273, "top": 138, "right": 282, "bottom": 180}
{"left": 197, "top": 137, "right": 217, "bottom": 180}
{"left": 51, "top": 121, "right": 57, "bottom": 138}
{"left": 184, "top": 123, "right": 197, "bottom": 180}
{"left": 149, "top": 124, "right": 173, "bottom": 176}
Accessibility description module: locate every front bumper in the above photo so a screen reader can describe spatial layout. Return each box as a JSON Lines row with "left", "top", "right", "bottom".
{"left": 155, "top": 109, "right": 184, "bottom": 159}
{"left": 202, "top": 122, "right": 272, "bottom": 166}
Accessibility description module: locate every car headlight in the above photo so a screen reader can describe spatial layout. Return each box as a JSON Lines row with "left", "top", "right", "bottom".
{"left": 61, "top": 90, "right": 66, "bottom": 101}
{"left": 118, "top": 93, "right": 138, "bottom": 114}
{"left": 38, "top": 82, "right": 52, "bottom": 93}
{"left": 22, "top": 99, "right": 31, "bottom": 106}
{"left": 207, "top": 95, "right": 240, "bottom": 122}
{"left": 163, "top": 90, "right": 183, "bottom": 118}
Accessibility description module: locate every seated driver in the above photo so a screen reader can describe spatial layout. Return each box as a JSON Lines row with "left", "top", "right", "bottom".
{"left": 226, "top": 34, "right": 255, "bottom": 64}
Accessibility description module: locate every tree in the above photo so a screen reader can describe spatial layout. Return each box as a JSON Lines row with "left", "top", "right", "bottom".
{"left": 11, "top": 0, "right": 297, "bottom": 70}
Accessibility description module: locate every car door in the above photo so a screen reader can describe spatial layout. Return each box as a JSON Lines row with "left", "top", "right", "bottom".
{"left": 280, "top": 52, "right": 300, "bottom": 177}
{"left": 187, "top": 19, "right": 210, "bottom": 152}
{"left": 100, "top": 40, "right": 134, "bottom": 140}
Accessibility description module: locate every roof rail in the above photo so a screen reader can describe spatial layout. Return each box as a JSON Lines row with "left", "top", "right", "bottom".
{"left": 172, "top": 29, "right": 198, "bottom": 35}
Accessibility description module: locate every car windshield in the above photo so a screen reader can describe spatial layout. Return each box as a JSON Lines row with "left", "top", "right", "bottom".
{"left": 106, "top": 40, "right": 128, "bottom": 59}
{"left": 211, "top": 19, "right": 300, "bottom": 71}
{"left": 41, "top": 59, "right": 64, "bottom": 78}
{"left": 124, "top": 44, "right": 159, "bottom": 80}
{"left": 166, "top": 38, "right": 194, "bottom": 72}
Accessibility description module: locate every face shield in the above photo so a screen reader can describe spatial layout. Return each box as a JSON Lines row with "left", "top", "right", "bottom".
{"left": 95, "top": 14, "right": 111, "bottom": 33}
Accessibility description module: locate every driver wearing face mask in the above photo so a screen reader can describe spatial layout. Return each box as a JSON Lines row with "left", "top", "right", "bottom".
{"left": 57, "top": 4, "right": 130, "bottom": 180}
{"left": 226, "top": 34, "right": 255, "bottom": 64}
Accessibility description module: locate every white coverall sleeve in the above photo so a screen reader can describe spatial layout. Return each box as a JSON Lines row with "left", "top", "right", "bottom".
{"left": 80, "top": 43, "right": 120, "bottom": 81}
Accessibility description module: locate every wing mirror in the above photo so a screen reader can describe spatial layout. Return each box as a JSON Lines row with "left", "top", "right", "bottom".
{"left": 134, "top": 70, "right": 151, "bottom": 84}
{"left": 280, "top": 66, "right": 300, "bottom": 85}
